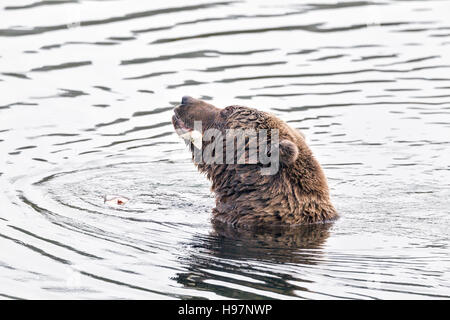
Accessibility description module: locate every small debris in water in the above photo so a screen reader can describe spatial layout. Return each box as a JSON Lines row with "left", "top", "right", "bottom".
{"left": 104, "top": 195, "right": 130, "bottom": 206}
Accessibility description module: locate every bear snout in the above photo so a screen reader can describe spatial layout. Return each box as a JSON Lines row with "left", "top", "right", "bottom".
{"left": 181, "top": 95, "right": 196, "bottom": 105}
{"left": 173, "top": 96, "right": 221, "bottom": 130}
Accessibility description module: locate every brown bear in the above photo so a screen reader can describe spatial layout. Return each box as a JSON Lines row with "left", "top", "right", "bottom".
{"left": 172, "top": 96, "right": 338, "bottom": 228}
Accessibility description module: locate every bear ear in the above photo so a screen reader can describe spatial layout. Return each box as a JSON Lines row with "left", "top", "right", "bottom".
{"left": 279, "top": 139, "right": 299, "bottom": 164}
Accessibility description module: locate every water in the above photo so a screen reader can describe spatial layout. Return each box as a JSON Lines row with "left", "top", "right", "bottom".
{"left": 0, "top": 0, "right": 449, "bottom": 299}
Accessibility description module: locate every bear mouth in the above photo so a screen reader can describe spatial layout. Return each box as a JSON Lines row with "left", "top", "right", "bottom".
{"left": 172, "top": 109, "right": 193, "bottom": 136}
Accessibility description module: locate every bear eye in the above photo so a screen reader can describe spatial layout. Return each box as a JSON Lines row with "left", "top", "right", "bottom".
{"left": 220, "top": 106, "right": 236, "bottom": 118}
{"left": 219, "top": 109, "right": 230, "bottom": 118}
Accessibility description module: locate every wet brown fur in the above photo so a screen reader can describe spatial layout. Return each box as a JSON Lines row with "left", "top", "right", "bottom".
{"left": 172, "top": 97, "right": 338, "bottom": 228}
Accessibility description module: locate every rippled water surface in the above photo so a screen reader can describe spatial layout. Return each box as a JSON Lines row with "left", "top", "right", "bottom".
{"left": 1, "top": 0, "right": 450, "bottom": 299}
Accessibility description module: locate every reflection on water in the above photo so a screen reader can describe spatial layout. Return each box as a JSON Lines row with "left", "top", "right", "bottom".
{"left": 176, "top": 223, "right": 331, "bottom": 299}
{"left": 208, "top": 222, "right": 331, "bottom": 262}
{"left": 0, "top": 0, "right": 449, "bottom": 299}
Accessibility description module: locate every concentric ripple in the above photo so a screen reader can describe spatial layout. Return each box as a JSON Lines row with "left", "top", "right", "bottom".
{"left": 35, "top": 161, "right": 213, "bottom": 221}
